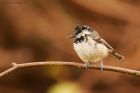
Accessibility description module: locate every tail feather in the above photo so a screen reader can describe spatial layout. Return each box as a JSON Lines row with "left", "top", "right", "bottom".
{"left": 110, "top": 51, "right": 124, "bottom": 61}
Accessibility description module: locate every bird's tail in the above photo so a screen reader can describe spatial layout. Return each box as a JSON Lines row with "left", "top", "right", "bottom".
{"left": 110, "top": 51, "right": 124, "bottom": 61}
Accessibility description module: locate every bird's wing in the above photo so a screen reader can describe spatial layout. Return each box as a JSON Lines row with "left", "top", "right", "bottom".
{"left": 91, "top": 31, "right": 114, "bottom": 51}
{"left": 100, "top": 38, "right": 114, "bottom": 50}
{"left": 91, "top": 31, "right": 124, "bottom": 60}
{"left": 96, "top": 38, "right": 124, "bottom": 60}
{"left": 94, "top": 37, "right": 115, "bottom": 52}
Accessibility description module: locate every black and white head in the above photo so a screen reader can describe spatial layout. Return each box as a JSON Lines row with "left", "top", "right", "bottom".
{"left": 69, "top": 25, "right": 100, "bottom": 43}
{"left": 71, "top": 25, "right": 92, "bottom": 38}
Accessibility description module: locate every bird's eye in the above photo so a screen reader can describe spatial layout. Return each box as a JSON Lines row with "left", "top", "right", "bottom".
{"left": 75, "top": 29, "right": 82, "bottom": 35}
{"left": 74, "top": 25, "right": 82, "bottom": 35}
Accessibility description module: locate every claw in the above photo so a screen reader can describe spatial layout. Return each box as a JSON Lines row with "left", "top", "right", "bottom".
{"left": 100, "top": 60, "right": 104, "bottom": 71}
{"left": 85, "top": 62, "right": 90, "bottom": 69}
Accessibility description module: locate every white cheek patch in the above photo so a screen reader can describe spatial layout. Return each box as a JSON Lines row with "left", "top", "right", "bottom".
{"left": 77, "top": 30, "right": 91, "bottom": 38}
{"left": 80, "top": 30, "right": 91, "bottom": 37}
{"left": 83, "top": 30, "right": 91, "bottom": 35}
{"left": 77, "top": 34, "right": 82, "bottom": 38}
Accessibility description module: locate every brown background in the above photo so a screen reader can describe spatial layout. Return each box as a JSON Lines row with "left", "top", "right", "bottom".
{"left": 0, "top": 0, "right": 140, "bottom": 93}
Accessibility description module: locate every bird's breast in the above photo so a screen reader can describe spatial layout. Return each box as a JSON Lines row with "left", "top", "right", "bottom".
{"left": 73, "top": 40, "right": 108, "bottom": 63}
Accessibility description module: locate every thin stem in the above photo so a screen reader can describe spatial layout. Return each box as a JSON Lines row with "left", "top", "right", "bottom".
{"left": 0, "top": 61, "right": 140, "bottom": 77}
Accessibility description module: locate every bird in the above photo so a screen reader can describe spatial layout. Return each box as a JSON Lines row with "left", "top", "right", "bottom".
{"left": 69, "top": 25, "right": 124, "bottom": 70}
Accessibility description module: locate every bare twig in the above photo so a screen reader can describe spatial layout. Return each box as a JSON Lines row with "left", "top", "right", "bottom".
{"left": 0, "top": 61, "right": 140, "bottom": 77}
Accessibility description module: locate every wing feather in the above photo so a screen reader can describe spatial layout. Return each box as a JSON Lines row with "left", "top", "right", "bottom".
{"left": 93, "top": 36, "right": 124, "bottom": 60}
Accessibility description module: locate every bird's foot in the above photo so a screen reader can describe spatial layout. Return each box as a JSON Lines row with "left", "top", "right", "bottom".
{"left": 100, "top": 60, "right": 104, "bottom": 71}
{"left": 85, "top": 62, "right": 90, "bottom": 69}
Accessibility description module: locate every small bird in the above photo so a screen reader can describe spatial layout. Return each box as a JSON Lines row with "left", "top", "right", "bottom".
{"left": 69, "top": 25, "right": 124, "bottom": 70}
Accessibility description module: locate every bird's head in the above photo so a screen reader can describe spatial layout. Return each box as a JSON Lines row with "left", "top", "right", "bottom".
{"left": 69, "top": 25, "right": 93, "bottom": 39}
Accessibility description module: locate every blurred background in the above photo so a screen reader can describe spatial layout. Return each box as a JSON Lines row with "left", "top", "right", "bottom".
{"left": 0, "top": 0, "right": 140, "bottom": 93}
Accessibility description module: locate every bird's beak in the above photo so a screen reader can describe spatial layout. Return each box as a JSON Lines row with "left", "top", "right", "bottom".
{"left": 67, "top": 35, "right": 74, "bottom": 38}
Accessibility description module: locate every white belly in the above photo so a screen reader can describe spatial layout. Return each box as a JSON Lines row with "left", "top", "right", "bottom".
{"left": 74, "top": 41, "right": 108, "bottom": 63}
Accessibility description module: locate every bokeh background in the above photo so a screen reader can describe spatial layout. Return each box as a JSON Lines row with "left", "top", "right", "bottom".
{"left": 0, "top": 0, "right": 140, "bottom": 93}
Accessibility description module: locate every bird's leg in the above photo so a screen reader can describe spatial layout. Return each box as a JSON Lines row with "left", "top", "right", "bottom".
{"left": 85, "top": 62, "right": 90, "bottom": 69}
{"left": 100, "top": 60, "right": 104, "bottom": 71}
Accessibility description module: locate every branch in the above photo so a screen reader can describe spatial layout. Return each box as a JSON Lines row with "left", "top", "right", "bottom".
{"left": 0, "top": 61, "right": 140, "bottom": 77}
